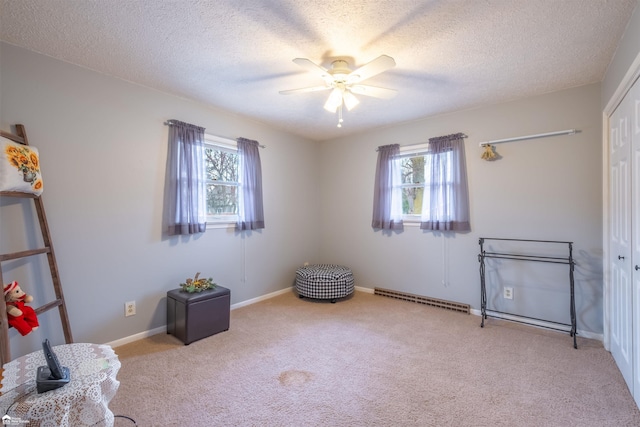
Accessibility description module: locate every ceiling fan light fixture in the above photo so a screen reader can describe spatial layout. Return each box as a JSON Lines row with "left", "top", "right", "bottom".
{"left": 343, "top": 90, "right": 359, "bottom": 111}
{"left": 283, "top": 55, "right": 397, "bottom": 128}
{"left": 324, "top": 88, "right": 343, "bottom": 112}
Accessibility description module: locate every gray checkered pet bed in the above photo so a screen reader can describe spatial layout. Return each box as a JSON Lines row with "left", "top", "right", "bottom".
{"left": 295, "top": 264, "right": 354, "bottom": 300}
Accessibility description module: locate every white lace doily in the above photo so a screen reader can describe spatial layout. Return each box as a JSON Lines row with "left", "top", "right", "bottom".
{"left": 0, "top": 343, "right": 120, "bottom": 427}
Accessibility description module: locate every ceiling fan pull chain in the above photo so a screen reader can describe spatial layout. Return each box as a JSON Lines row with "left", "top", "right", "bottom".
{"left": 337, "top": 104, "right": 343, "bottom": 128}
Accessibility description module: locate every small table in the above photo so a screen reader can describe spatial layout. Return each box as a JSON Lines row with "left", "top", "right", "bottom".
{"left": 0, "top": 343, "right": 120, "bottom": 426}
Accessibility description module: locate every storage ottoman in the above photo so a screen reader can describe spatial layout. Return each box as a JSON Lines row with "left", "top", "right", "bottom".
{"left": 295, "top": 264, "right": 354, "bottom": 302}
{"left": 167, "top": 286, "right": 230, "bottom": 345}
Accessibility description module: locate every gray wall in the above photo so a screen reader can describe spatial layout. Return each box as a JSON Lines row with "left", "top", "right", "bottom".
{"left": 318, "top": 84, "right": 604, "bottom": 336}
{"left": 0, "top": 43, "right": 322, "bottom": 359}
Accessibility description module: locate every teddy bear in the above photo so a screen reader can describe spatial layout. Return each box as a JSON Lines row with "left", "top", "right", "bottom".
{"left": 4, "top": 281, "right": 39, "bottom": 336}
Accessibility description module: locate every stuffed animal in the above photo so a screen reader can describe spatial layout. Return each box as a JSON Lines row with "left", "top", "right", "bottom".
{"left": 4, "top": 281, "right": 39, "bottom": 336}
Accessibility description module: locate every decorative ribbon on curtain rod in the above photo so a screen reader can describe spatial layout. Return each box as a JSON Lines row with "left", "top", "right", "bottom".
{"left": 164, "top": 121, "right": 266, "bottom": 148}
{"left": 375, "top": 133, "right": 467, "bottom": 151}
{"left": 478, "top": 129, "right": 577, "bottom": 147}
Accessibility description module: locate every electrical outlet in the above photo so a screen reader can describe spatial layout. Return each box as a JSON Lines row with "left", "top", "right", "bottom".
{"left": 503, "top": 287, "right": 514, "bottom": 300}
{"left": 125, "top": 301, "right": 136, "bottom": 317}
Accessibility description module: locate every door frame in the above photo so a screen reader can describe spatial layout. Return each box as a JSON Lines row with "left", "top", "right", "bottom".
{"left": 603, "top": 51, "right": 640, "bottom": 351}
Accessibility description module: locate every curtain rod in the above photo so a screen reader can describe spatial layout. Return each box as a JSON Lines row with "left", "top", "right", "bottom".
{"left": 376, "top": 134, "right": 468, "bottom": 151}
{"left": 478, "top": 129, "right": 576, "bottom": 147}
{"left": 164, "top": 121, "right": 266, "bottom": 148}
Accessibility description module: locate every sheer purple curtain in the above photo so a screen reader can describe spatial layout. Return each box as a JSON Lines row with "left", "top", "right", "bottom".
{"left": 236, "top": 137, "right": 265, "bottom": 230}
{"left": 165, "top": 120, "right": 207, "bottom": 235}
{"left": 372, "top": 144, "right": 403, "bottom": 230}
{"left": 420, "top": 133, "right": 470, "bottom": 231}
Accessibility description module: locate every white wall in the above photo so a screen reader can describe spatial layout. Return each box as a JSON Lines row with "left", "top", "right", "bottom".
{"left": 318, "top": 83, "right": 604, "bottom": 336}
{"left": 0, "top": 43, "right": 322, "bottom": 358}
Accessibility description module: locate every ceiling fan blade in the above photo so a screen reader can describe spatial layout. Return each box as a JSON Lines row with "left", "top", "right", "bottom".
{"left": 350, "top": 85, "right": 397, "bottom": 99}
{"left": 292, "top": 58, "right": 331, "bottom": 81}
{"left": 347, "top": 55, "right": 396, "bottom": 83}
{"left": 279, "top": 85, "right": 331, "bottom": 95}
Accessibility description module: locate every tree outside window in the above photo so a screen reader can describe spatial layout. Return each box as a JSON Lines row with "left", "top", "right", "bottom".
{"left": 400, "top": 156, "right": 425, "bottom": 215}
{"left": 204, "top": 136, "right": 239, "bottom": 223}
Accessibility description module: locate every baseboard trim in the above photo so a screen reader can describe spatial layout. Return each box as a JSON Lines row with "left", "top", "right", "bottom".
{"left": 106, "top": 286, "right": 296, "bottom": 348}
{"left": 106, "top": 325, "right": 167, "bottom": 348}
{"left": 469, "top": 308, "right": 603, "bottom": 342}
{"left": 106, "top": 285, "right": 602, "bottom": 348}
{"left": 229, "top": 286, "right": 294, "bottom": 310}
{"left": 357, "top": 287, "right": 603, "bottom": 342}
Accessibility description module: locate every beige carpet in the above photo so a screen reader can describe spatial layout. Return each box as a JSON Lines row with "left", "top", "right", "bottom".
{"left": 110, "top": 291, "right": 640, "bottom": 426}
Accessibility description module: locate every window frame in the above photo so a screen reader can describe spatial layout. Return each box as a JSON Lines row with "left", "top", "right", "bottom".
{"left": 203, "top": 134, "right": 239, "bottom": 228}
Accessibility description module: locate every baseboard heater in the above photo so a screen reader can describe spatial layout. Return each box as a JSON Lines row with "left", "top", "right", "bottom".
{"left": 374, "top": 287, "right": 470, "bottom": 314}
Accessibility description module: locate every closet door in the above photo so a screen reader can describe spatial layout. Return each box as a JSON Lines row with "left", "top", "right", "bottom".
{"left": 631, "top": 78, "right": 640, "bottom": 408}
{"left": 611, "top": 91, "right": 633, "bottom": 390}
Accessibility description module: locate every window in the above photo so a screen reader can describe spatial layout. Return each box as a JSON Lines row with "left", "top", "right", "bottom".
{"left": 204, "top": 135, "right": 239, "bottom": 224}
{"left": 372, "top": 133, "right": 469, "bottom": 232}
{"left": 399, "top": 149, "right": 454, "bottom": 221}
{"left": 165, "top": 122, "right": 264, "bottom": 234}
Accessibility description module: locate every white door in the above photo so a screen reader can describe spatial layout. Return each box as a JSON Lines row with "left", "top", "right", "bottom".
{"left": 611, "top": 90, "right": 633, "bottom": 391}
{"left": 630, "top": 78, "right": 640, "bottom": 408}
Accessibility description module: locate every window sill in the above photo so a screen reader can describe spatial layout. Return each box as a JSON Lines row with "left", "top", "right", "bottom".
{"left": 206, "top": 221, "right": 235, "bottom": 230}
{"left": 402, "top": 215, "right": 421, "bottom": 227}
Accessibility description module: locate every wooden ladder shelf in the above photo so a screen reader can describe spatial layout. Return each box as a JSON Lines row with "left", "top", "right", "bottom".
{"left": 0, "top": 124, "right": 73, "bottom": 365}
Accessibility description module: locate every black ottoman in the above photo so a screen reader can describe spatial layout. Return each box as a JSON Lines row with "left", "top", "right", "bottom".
{"left": 167, "top": 286, "right": 230, "bottom": 344}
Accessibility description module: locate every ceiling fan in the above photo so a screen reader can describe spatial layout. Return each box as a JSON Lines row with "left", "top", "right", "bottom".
{"left": 279, "top": 55, "right": 397, "bottom": 127}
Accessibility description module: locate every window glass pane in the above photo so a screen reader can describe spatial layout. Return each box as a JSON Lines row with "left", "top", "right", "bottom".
{"left": 204, "top": 141, "right": 239, "bottom": 222}
{"left": 205, "top": 148, "right": 238, "bottom": 182}
{"left": 207, "top": 183, "right": 238, "bottom": 215}
{"left": 402, "top": 186, "right": 423, "bottom": 215}
{"left": 400, "top": 156, "right": 425, "bottom": 184}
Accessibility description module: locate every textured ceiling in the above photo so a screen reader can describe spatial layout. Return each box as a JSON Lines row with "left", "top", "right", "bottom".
{"left": 0, "top": 0, "right": 637, "bottom": 141}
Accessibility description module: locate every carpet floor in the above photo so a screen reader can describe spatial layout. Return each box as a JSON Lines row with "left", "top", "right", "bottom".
{"left": 110, "top": 290, "right": 640, "bottom": 426}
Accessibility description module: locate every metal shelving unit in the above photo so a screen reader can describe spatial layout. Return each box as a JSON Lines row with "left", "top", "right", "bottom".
{"left": 478, "top": 237, "right": 577, "bottom": 349}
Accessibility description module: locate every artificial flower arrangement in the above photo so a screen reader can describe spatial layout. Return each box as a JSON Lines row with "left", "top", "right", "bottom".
{"left": 180, "top": 272, "right": 216, "bottom": 293}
